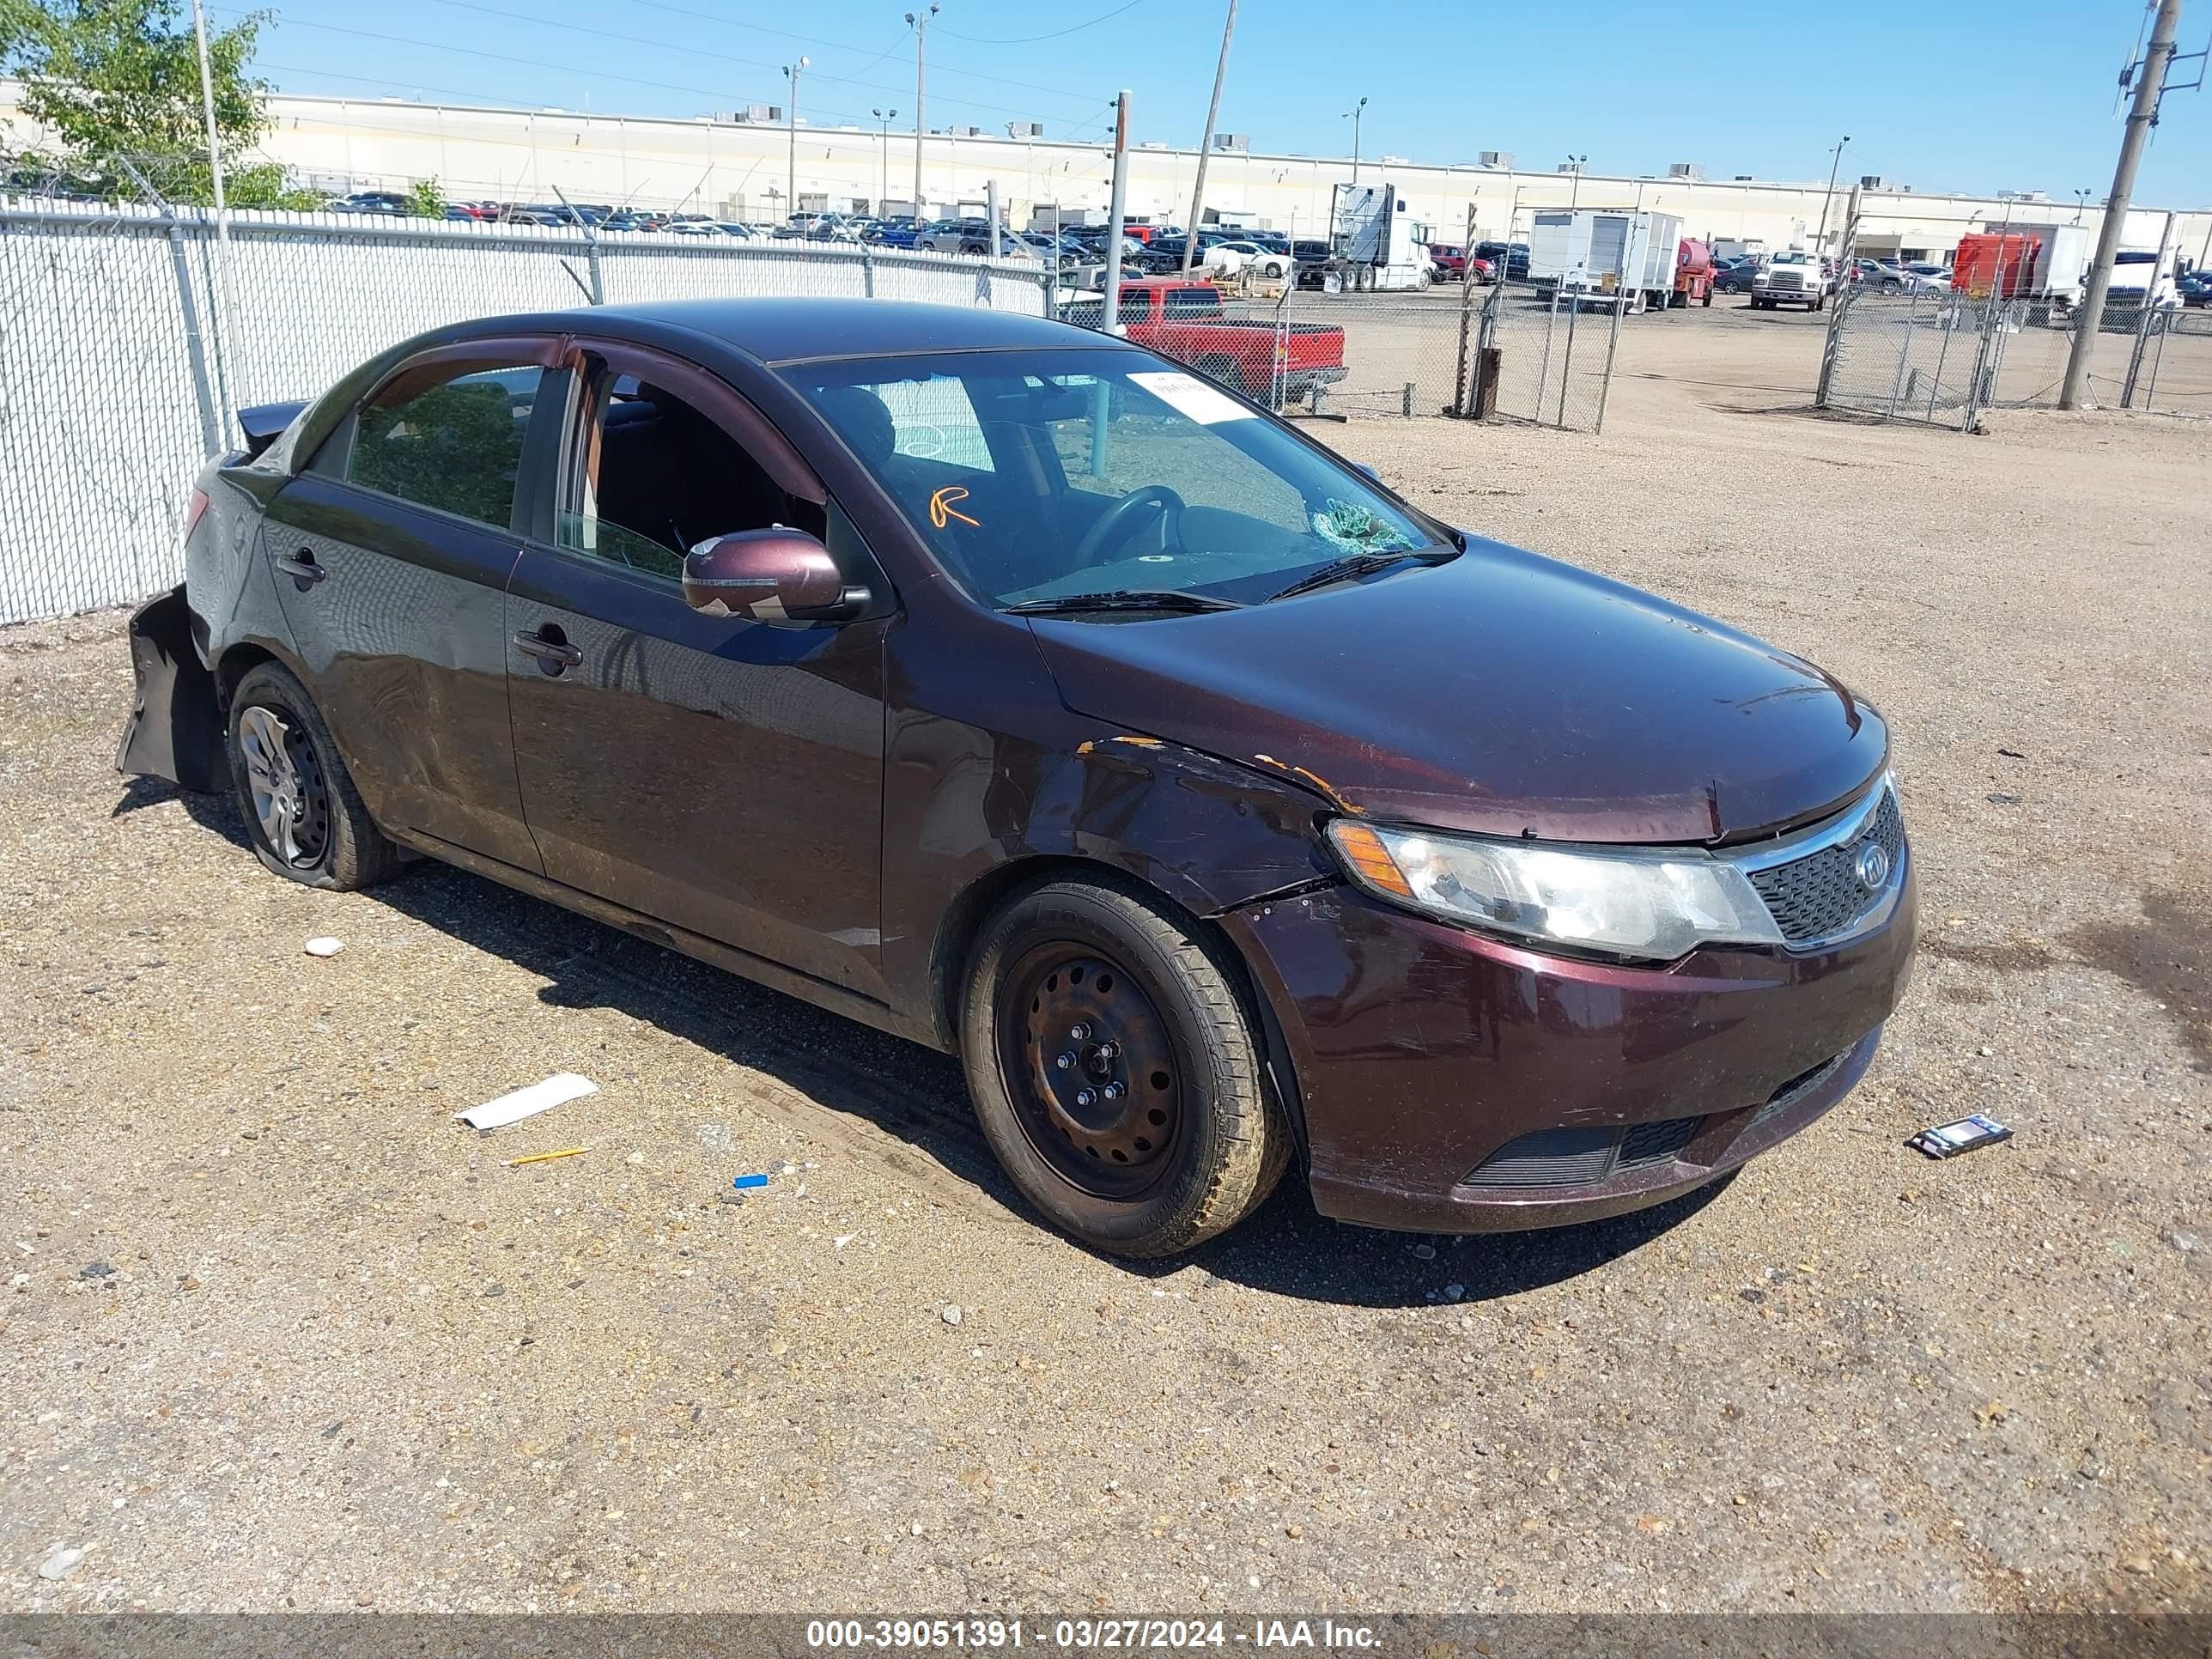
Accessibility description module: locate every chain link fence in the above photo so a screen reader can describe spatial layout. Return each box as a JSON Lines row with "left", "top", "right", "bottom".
{"left": 1056, "top": 270, "right": 1625, "bottom": 430}
{"left": 1816, "top": 278, "right": 2212, "bottom": 429}
{"left": 0, "top": 198, "right": 1052, "bottom": 623}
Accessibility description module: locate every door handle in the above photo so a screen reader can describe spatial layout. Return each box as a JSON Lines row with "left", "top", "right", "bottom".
{"left": 271, "top": 547, "right": 326, "bottom": 585}
{"left": 514, "top": 629, "right": 583, "bottom": 672}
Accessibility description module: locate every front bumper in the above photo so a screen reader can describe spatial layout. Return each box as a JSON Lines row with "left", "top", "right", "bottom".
{"left": 1220, "top": 859, "right": 1917, "bottom": 1233}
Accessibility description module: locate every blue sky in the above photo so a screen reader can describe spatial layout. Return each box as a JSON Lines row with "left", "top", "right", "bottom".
{"left": 230, "top": 0, "right": 2210, "bottom": 203}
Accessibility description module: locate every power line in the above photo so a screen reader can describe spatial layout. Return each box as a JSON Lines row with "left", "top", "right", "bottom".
{"left": 939, "top": 0, "right": 1146, "bottom": 46}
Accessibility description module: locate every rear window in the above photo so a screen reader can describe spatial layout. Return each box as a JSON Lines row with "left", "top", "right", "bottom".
{"left": 1162, "top": 289, "right": 1224, "bottom": 319}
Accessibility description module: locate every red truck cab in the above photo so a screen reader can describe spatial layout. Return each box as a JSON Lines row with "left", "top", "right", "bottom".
{"left": 1674, "top": 239, "right": 1716, "bottom": 307}
{"left": 1079, "top": 278, "right": 1350, "bottom": 405}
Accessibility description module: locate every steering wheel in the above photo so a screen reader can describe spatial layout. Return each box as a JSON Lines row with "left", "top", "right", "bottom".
{"left": 1070, "top": 485, "right": 1186, "bottom": 571}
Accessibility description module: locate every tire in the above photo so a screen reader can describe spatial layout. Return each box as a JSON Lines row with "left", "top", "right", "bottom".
{"left": 1701, "top": 287, "right": 1713, "bottom": 307}
{"left": 226, "top": 660, "right": 401, "bottom": 891}
{"left": 958, "top": 876, "right": 1291, "bottom": 1257}
{"left": 1192, "top": 353, "right": 1247, "bottom": 396}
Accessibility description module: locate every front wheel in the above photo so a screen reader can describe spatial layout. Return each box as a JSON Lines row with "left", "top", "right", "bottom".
{"left": 959, "top": 877, "right": 1291, "bottom": 1257}
{"left": 227, "top": 661, "right": 401, "bottom": 890}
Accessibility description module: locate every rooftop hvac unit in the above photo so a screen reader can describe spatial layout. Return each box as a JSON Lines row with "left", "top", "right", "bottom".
{"left": 1556, "top": 161, "right": 1581, "bottom": 173}
{"left": 1477, "top": 150, "right": 1513, "bottom": 169}
{"left": 1734, "top": 173, "right": 1754, "bottom": 181}
{"left": 1012, "top": 122, "right": 1043, "bottom": 137}
{"left": 734, "top": 103, "right": 782, "bottom": 124}
{"left": 1213, "top": 133, "right": 1249, "bottom": 151}
{"left": 1668, "top": 161, "right": 1705, "bottom": 180}
{"left": 1858, "top": 174, "right": 1886, "bottom": 188}
{"left": 945, "top": 125, "right": 985, "bottom": 137}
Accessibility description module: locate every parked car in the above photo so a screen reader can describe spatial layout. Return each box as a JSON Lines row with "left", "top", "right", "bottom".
{"left": 1291, "top": 239, "right": 1335, "bottom": 289}
{"left": 1198, "top": 240, "right": 1293, "bottom": 280}
{"left": 329, "top": 191, "right": 410, "bottom": 216}
{"left": 1428, "top": 243, "right": 1468, "bottom": 282}
{"left": 920, "top": 218, "right": 998, "bottom": 255}
{"left": 1064, "top": 278, "right": 1348, "bottom": 404}
{"left": 1713, "top": 258, "right": 1760, "bottom": 295}
{"left": 2178, "top": 270, "right": 2212, "bottom": 307}
{"left": 1473, "top": 240, "right": 1530, "bottom": 281}
{"left": 122, "top": 295, "right": 1913, "bottom": 1259}
{"left": 1750, "top": 249, "right": 1834, "bottom": 310}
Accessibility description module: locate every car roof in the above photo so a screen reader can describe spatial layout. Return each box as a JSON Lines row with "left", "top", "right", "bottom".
{"left": 434, "top": 296, "right": 1129, "bottom": 368}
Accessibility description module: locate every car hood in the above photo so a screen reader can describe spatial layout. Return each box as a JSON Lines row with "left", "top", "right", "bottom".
{"left": 1029, "top": 538, "right": 1887, "bottom": 844}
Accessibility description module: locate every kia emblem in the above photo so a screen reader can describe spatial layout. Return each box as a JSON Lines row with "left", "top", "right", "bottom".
{"left": 1854, "top": 842, "right": 1892, "bottom": 891}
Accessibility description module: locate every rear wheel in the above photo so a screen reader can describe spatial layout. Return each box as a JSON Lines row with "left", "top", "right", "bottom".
{"left": 959, "top": 877, "right": 1291, "bottom": 1257}
{"left": 226, "top": 661, "right": 400, "bottom": 890}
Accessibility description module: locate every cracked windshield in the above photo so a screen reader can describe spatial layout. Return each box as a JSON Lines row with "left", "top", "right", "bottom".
{"left": 791, "top": 348, "right": 1447, "bottom": 609}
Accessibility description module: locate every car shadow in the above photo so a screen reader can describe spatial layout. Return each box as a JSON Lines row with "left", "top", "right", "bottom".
{"left": 141, "top": 779, "right": 1723, "bottom": 1310}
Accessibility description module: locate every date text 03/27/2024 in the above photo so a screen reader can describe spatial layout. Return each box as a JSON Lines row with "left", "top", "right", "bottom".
{"left": 804, "top": 1620, "right": 1382, "bottom": 1651}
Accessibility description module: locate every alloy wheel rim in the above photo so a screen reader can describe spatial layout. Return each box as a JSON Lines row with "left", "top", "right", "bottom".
{"left": 237, "top": 705, "right": 328, "bottom": 866}
{"left": 998, "top": 944, "right": 1185, "bottom": 1200}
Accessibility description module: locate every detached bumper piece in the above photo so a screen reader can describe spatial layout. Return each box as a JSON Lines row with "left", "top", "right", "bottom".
{"left": 116, "top": 586, "right": 226, "bottom": 794}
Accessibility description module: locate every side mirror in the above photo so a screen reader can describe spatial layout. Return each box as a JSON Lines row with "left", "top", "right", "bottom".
{"left": 682, "top": 528, "right": 869, "bottom": 625}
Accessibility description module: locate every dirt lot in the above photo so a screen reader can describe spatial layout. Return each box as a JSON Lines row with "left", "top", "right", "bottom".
{"left": 3, "top": 307, "right": 2208, "bottom": 1615}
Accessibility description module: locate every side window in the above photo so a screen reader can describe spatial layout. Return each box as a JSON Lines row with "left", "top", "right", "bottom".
{"left": 1116, "top": 289, "right": 1152, "bottom": 327}
{"left": 348, "top": 363, "right": 540, "bottom": 529}
{"left": 559, "top": 367, "right": 832, "bottom": 580}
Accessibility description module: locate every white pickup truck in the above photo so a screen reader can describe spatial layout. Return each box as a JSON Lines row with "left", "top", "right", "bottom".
{"left": 1751, "top": 249, "right": 1836, "bottom": 311}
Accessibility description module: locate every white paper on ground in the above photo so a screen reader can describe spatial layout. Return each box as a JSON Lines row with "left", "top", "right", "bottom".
{"left": 456, "top": 1073, "right": 598, "bottom": 1131}
{"left": 1127, "top": 369, "right": 1254, "bottom": 426}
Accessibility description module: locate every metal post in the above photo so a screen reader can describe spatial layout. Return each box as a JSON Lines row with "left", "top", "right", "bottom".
{"left": 2063, "top": 0, "right": 2183, "bottom": 408}
{"left": 1814, "top": 135, "right": 1850, "bottom": 258}
{"left": 1556, "top": 285, "right": 1581, "bottom": 428}
{"left": 1180, "top": 0, "right": 1238, "bottom": 273}
{"left": 188, "top": 0, "right": 243, "bottom": 444}
{"left": 1535, "top": 283, "right": 1562, "bottom": 426}
{"left": 1815, "top": 189, "right": 1862, "bottom": 407}
{"left": 1345, "top": 96, "right": 1367, "bottom": 185}
{"left": 987, "top": 179, "right": 1002, "bottom": 258}
{"left": 1884, "top": 286, "right": 1921, "bottom": 421}
{"left": 1595, "top": 286, "right": 1626, "bottom": 434}
{"left": 2122, "top": 210, "right": 2176, "bottom": 407}
{"left": 1453, "top": 200, "right": 1479, "bottom": 416}
{"left": 553, "top": 184, "right": 604, "bottom": 303}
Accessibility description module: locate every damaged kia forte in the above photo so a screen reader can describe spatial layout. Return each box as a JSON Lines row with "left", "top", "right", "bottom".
{"left": 120, "top": 297, "right": 1915, "bottom": 1257}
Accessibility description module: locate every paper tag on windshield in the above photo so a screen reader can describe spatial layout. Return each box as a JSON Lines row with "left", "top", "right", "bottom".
{"left": 1128, "top": 370, "right": 1253, "bottom": 426}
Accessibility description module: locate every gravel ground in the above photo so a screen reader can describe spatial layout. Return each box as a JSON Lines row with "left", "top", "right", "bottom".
{"left": 3, "top": 308, "right": 2207, "bottom": 1616}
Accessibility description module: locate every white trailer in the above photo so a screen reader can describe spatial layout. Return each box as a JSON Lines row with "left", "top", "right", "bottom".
{"left": 1328, "top": 181, "right": 1433, "bottom": 290}
{"left": 1528, "top": 209, "right": 1684, "bottom": 312}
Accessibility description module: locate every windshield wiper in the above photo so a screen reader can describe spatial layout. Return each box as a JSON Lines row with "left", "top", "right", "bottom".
{"left": 1263, "top": 545, "right": 1455, "bottom": 604}
{"left": 1003, "top": 589, "right": 1243, "bottom": 616}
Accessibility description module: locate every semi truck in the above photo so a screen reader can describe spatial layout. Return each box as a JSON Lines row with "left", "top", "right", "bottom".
{"left": 1527, "top": 209, "right": 1686, "bottom": 312}
{"left": 1326, "top": 181, "right": 1434, "bottom": 291}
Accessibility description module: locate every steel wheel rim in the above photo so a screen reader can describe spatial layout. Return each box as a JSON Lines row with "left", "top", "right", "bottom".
{"left": 237, "top": 705, "right": 328, "bottom": 866}
{"left": 996, "top": 943, "right": 1186, "bottom": 1201}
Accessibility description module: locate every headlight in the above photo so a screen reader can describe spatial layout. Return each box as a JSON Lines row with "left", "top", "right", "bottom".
{"left": 1327, "top": 819, "right": 1784, "bottom": 963}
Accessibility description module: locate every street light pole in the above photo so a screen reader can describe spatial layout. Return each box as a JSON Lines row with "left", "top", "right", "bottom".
{"left": 1565, "top": 153, "right": 1586, "bottom": 216}
{"left": 2072, "top": 187, "right": 2093, "bottom": 225}
{"left": 1814, "top": 134, "right": 1850, "bottom": 255}
{"left": 873, "top": 107, "right": 897, "bottom": 212}
{"left": 905, "top": 4, "right": 939, "bottom": 222}
{"left": 784, "top": 57, "right": 808, "bottom": 224}
{"left": 1343, "top": 95, "right": 1367, "bottom": 185}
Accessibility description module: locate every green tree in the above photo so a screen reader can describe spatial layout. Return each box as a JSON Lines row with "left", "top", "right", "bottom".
{"left": 404, "top": 175, "right": 446, "bottom": 219}
{"left": 0, "top": 0, "right": 315, "bottom": 205}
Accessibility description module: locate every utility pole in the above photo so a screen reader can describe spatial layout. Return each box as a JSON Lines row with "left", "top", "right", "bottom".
{"left": 1811, "top": 135, "right": 1850, "bottom": 256}
{"left": 1343, "top": 96, "right": 1367, "bottom": 185}
{"left": 1565, "top": 153, "right": 1587, "bottom": 216}
{"left": 872, "top": 108, "right": 897, "bottom": 212}
{"left": 1103, "top": 89, "right": 1132, "bottom": 335}
{"left": 189, "top": 0, "right": 242, "bottom": 446}
{"left": 2063, "top": 0, "right": 2183, "bottom": 409}
{"left": 784, "top": 57, "right": 808, "bottom": 224}
{"left": 1181, "top": 0, "right": 1238, "bottom": 273}
{"left": 905, "top": 4, "right": 939, "bottom": 222}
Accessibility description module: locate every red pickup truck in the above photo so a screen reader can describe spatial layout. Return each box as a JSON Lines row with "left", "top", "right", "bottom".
{"left": 1067, "top": 278, "right": 1350, "bottom": 405}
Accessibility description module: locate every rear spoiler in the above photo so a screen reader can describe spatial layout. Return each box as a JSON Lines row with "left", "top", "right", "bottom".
{"left": 237, "top": 400, "right": 309, "bottom": 461}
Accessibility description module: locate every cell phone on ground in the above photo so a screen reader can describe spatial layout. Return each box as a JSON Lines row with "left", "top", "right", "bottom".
{"left": 1906, "top": 1114, "right": 2012, "bottom": 1159}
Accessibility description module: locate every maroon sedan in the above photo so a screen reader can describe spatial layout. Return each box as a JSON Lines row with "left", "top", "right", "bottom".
{"left": 120, "top": 298, "right": 1913, "bottom": 1257}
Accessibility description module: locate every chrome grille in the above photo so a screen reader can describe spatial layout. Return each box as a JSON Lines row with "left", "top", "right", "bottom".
{"left": 1744, "top": 788, "right": 1905, "bottom": 945}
